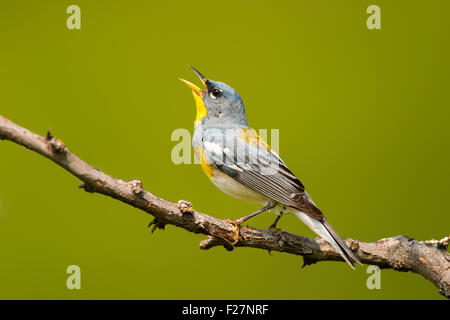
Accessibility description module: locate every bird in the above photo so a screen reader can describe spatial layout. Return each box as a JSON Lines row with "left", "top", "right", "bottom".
{"left": 179, "top": 67, "right": 362, "bottom": 268}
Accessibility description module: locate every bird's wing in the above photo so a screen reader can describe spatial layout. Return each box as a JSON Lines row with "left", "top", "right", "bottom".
{"left": 201, "top": 127, "right": 324, "bottom": 219}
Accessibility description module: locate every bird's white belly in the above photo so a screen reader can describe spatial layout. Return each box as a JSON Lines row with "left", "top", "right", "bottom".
{"left": 210, "top": 171, "right": 268, "bottom": 204}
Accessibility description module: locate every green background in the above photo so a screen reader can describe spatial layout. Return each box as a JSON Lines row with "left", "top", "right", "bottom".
{"left": 0, "top": 0, "right": 448, "bottom": 299}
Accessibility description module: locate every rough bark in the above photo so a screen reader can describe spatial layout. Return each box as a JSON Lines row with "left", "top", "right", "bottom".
{"left": 0, "top": 115, "right": 449, "bottom": 298}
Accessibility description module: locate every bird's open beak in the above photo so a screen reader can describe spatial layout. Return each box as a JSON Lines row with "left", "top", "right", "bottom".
{"left": 189, "top": 66, "right": 207, "bottom": 84}
{"left": 178, "top": 78, "right": 203, "bottom": 96}
{"left": 179, "top": 67, "right": 208, "bottom": 124}
{"left": 178, "top": 66, "right": 208, "bottom": 97}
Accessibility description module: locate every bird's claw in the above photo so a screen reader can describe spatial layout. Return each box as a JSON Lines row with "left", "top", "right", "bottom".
{"left": 224, "top": 219, "right": 242, "bottom": 245}
{"left": 268, "top": 226, "right": 282, "bottom": 235}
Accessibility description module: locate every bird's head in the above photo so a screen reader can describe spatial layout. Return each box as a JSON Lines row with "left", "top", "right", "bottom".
{"left": 179, "top": 67, "right": 248, "bottom": 128}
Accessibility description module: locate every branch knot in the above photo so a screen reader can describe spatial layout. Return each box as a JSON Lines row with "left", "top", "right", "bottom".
{"left": 129, "top": 179, "right": 144, "bottom": 195}
{"left": 177, "top": 200, "right": 193, "bottom": 214}
{"left": 46, "top": 129, "right": 66, "bottom": 154}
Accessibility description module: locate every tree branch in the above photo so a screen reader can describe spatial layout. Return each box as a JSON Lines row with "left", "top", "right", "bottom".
{"left": 0, "top": 115, "right": 449, "bottom": 298}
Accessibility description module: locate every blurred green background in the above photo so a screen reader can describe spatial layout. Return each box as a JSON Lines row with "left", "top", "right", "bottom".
{"left": 0, "top": 0, "right": 448, "bottom": 299}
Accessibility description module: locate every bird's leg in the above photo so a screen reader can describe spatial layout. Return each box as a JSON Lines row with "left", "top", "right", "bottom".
{"left": 268, "top": 213, "right": 283, "bottom": 235}
{"left": 225, "top": 202, "right": 275, "bottom": 245}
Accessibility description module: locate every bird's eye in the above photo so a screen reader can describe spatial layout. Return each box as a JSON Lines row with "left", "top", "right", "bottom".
{"left": 211, "top": 88, "right": 222, "bottom": 98}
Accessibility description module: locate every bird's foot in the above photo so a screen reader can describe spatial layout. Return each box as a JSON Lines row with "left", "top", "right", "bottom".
{"left": 268, "top": 226, "right": 282, "bottom": 235}
{"left": 224, "top": 219, "right": 243, "bottom": 245}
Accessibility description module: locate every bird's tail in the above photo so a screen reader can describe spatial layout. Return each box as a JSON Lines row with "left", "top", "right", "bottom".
{"left": 293, "top": 210, "right": 362, "bottom": 269}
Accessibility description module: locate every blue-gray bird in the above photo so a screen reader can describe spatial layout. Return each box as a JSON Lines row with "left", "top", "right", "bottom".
{"left": 179, "top": 67, "right": 361, "bottom": 268}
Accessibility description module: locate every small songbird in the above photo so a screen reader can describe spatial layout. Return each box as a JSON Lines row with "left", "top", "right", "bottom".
{"left": 180, "top": 67, "right": 361, "bottom": 268}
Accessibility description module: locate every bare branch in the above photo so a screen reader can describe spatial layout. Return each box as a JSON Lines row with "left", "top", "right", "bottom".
{"left": 0, "top": 115, "right": 449, "bottom": 298}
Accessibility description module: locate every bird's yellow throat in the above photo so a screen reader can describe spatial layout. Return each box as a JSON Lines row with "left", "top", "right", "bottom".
{"left": 191, "top": 89, "right": 207, "bottom": 127}
{"left": 179, "top": 78, "right": 207, "bottom": 127}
